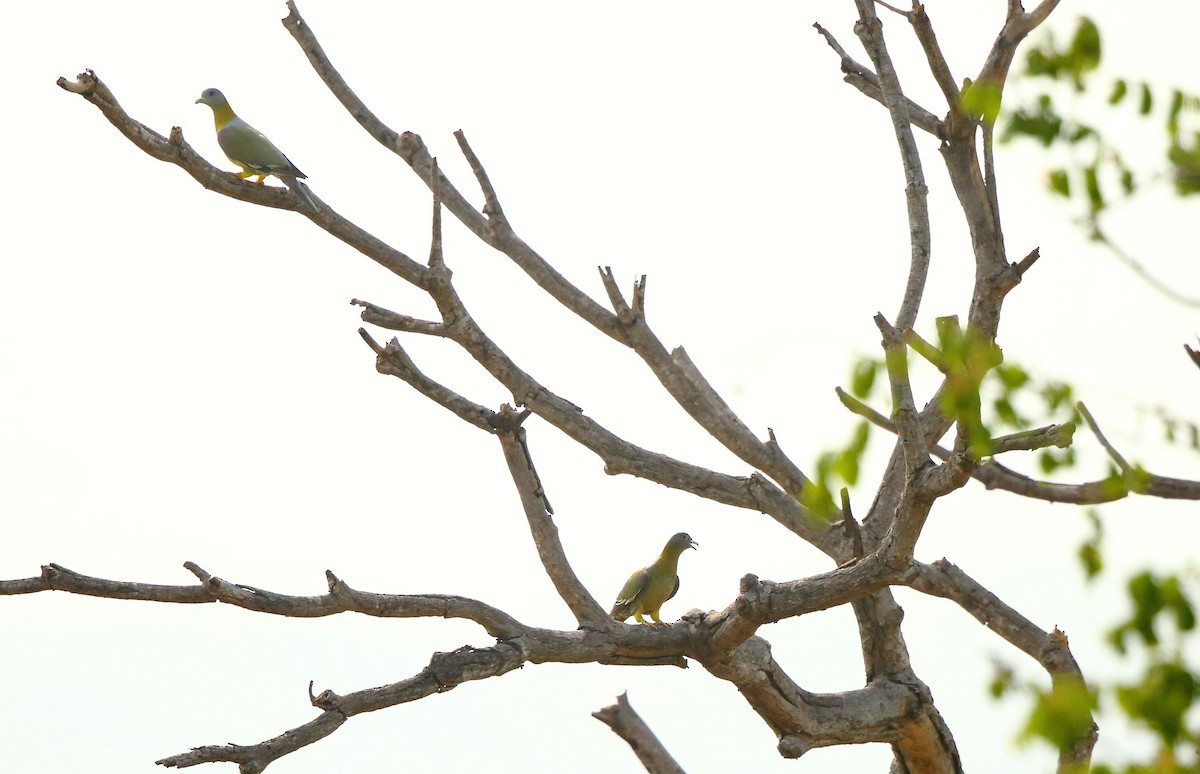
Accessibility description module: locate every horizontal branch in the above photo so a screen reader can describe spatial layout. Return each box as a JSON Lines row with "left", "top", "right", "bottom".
{"left": 836, "top": 388, "right": 1200, "bottom": 503}
{"left": 1, "top": 562, "right": 527, "bottom": 639}
{"left": 3, "top": 555, "right": 962, "bottom": 769}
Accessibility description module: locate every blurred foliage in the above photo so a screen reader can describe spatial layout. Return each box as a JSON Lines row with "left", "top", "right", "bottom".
{"left": 995, "top": 17, "right": 1200, "bottom": 769}
{"left": 803, "top": 418, "right": 869, "bottom": 522}
{"left": 818, "top": 19, "right": 1200, "bottom": 762}
{"left": 809, "top": 336, "right": 1084, "bottom": 521}
{"left": 993, "top": 552, "right": 1200, "bottom": 771}
{"left": 1077, "top": 509, "right": 1103, "bottom": 581}
{"left": 1003, "top": 16, "right": 1200, "bottom": 220}
{"left": 1020, "top": 677, "right": 1098, "bottom": 756}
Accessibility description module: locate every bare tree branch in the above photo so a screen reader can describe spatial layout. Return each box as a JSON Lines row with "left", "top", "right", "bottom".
{"left": 1076, "top": 401, "right": 1131, "bottom": 471}
{"left": 838, "top": 387, "right": 1200, "bottom": 502}
{"left": 596, "top": 268, "right": 814, "bottom": 504}
{"left": 281, "top": 2, "right": 629, "bottom": 345}
{"left": 853, "top": 0, "right": 933, "bottom": 332}
{"left": 812, "top": 23, "right": 945, "bottom": 139}
{"left": 157, "top": 709, "right": 345, "bottom": 772}
{"left": 360, "top": 329, "right": 500, "bottom": 433}
{"left": 55, "top": 70, "right": 428, "bottom": 287}
{"left": 495, "top": 412, "right": 612, "bottom": 629}
{"left": 907, "top": 559, "right": 1097, "bottom": 773}
{"left": 593, "top": 693, "right": 687, "bottom": 774}
{"left": 1187, "top": 343, "right": 1200, "bottom": 370}
{"left": 351, "top": 299, "right": 445, "bottom": 336}
{"left": 908, "top": 2, "right": 962, "bottom": 111}
{"left": 159, "top": 642, "right": 527, "bottom": 771}
{"left": 46, "top": 2, "right": 1180, "bottom": 772}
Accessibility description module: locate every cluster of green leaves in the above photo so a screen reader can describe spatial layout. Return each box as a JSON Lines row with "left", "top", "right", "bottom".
{"left": 803, "top": 336, "right": 1081, "bottom": 522}
{"left": 1002, "top": 16, "right": 1200, "bottom": 219}
{"left": 993, "top": 513, "right": 1200, "bottom": 772}
{"left": 802, "top": 359, "right": 877, "bottom": 522}
{"left": 1096, "top": 565, "right": 1200, "bottom": 773}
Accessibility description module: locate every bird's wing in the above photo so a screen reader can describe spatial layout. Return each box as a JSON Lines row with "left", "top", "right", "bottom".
{"left": 613, "top": 567, "right": 651, "bottom": 607}
{"left": 218, "top": 119, "right": 306, "bottom": 178}
{"left": 666, "top": 575, "right": 681, "bottom": 603}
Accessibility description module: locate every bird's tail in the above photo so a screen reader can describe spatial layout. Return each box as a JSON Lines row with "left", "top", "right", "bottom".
{"left": 282, "top": 176, "right": 319, "bottom": 214}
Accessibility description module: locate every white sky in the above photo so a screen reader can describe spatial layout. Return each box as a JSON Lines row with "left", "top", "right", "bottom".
{"left": 3, "top": 2, "right": 1198, "bottom": 772}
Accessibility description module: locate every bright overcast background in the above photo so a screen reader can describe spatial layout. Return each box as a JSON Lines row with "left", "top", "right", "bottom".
{"left": 3, "top": 2, "right": 1198, "bottom": 772}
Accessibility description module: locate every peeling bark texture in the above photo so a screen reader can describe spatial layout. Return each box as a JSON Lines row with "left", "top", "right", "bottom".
{"left": 27, "top": 1, "right": 1197, "bottom": 772}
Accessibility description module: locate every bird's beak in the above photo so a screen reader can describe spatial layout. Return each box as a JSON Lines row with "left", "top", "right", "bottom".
{"left": 194, "top": 98, "right": 203, "bottom": 105}
{"left": 689, "top": 539, "right": 699, "bottom": 550}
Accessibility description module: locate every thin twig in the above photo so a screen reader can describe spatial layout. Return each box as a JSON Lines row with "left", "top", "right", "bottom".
{"left": 1089, "top": 219, "right": 1200, "bottom": 308}
{"left": 853, "top": 1, "right": 933, "bottom": 333}
{"left": 1076, "top": 401, "right": 1131, "bottom": 471}
{"left": 812, "top": 24, "right": 945, "bottom": 138}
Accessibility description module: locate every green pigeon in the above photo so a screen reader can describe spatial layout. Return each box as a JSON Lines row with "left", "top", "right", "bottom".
{"left": 610, "top": 532, "right": 698, "bottom": 625}
{"left": 195, "top": 87, "right": 318, "bottom": 213}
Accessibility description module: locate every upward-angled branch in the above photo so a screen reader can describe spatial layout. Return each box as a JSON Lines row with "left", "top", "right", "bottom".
{"left": 813, "top": 23, "right": 946, "bottom": 139}
{"left": 596, "top": 269, "right": 814, "bottom": 506}
{"left": 908, "top": 559, "right": 1097, "bottom": 772}
{"left": 593, "top": 693, "right": 687, "bottom": 774}
{"left": 853, "top": 0, "right": 932, "bottom": 332}
{"left": 495, "top": 411, "right": 612, "bottom": 630}
{"left": 283, "top": 2, "right": 830, "bottom": 528}
{"left": 281, "top": 2, "right": 629, "bottom": 345}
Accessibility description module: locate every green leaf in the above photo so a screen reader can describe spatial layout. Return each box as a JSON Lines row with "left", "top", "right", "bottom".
{"left": 1067, "top": 125, "right": 1096, "bottom": 144}
{"left": 1139, "top": 82, "right": 1153, "bottom": 115}
{"left": 1025, "top": 48, "right": 1058, "bottom": 79}
{"left": 1168, "top": 137, "right": 1200, "bottom": 195}
{"left": 1160, "top": 575, "right": 1196, "bottom": 632}
{"left": 832, "top": 422, "right": 870, "bottom": 486}
{"left": 1069, "top": 17, "right": 1101, "bottom": 75}
{"left": 1108, "top": 79, "right": 1127, "bottom": 105}
{"left": 1084, "top": 165, "right": 1104, "bottom": 212}
{"left": 1041, "top": 382, "right": 1073, "bottom": 412}
{"left": 989, "top": 662, "right": 1016, "bottom": 699}
{"left": 1077, "top": 510, "right": 1104, "bottom": 582}
{"left": 1119, "top": 168, "right": 1135, "bottom": 195}
{"left": 961, "top": 80, "right": 1003, "bottom": 124}
{"left": 1115, "top": 661, "right": 1197, "bottom": 745}
{"left": 850, "top": 359, "right": 878, "bottom": 399}
{"left": 1003, "top": 95, "right": 1064, "bottom": 147}
{"left": 1048, "top": 168, "right": 1071, "bottom": 197}
{"left": 995, "top": 363, "right": 1030, "bottom": 390}
{"left": 1126, "top": 570, "right": 1163, "bottom": 647}
{"left": 1078, "top": 542, "right": 1102, "bottom": 581}
{"left": 1168, "top": 88, "right": 1185, "bottom": 134}
{"left": 1020, "top": 679, "right": 1097, "bottom": 754}
{"left": 993, "top": 396, "right": 1020, "bottom": 427}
